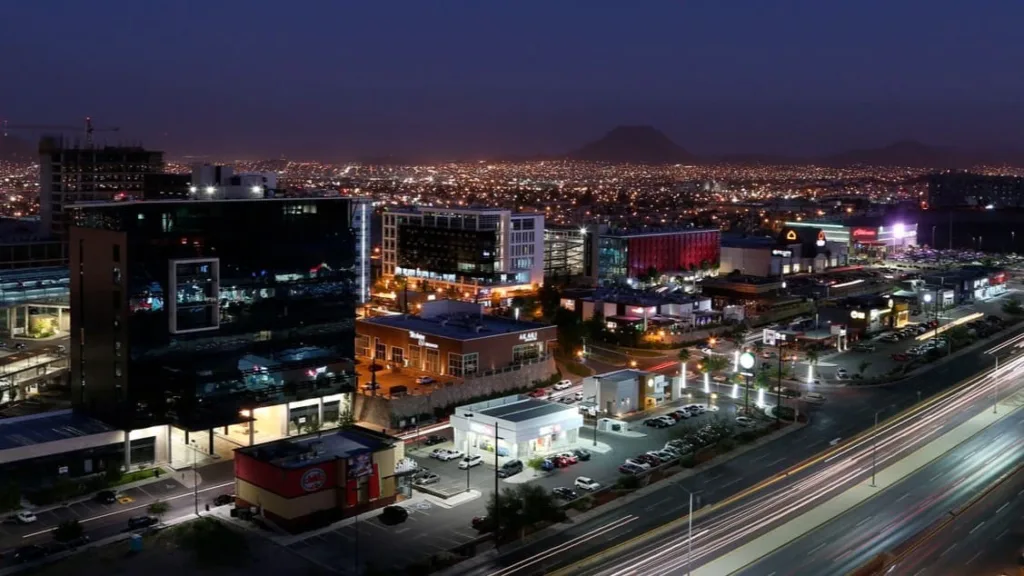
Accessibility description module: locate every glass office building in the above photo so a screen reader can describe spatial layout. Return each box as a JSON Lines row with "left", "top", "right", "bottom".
{"left": 69, "top": 197, "right": 358, "bottom": 434}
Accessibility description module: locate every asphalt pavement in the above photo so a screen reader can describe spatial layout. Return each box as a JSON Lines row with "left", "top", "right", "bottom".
{"left": 452, "top": 322, "right": 1024, "bottom": 576}
{"left": 0, "top": 460, "right": 236, "bottom": 559}
{"left": 735, "top": 391, "right": 1024, "bottom": 576}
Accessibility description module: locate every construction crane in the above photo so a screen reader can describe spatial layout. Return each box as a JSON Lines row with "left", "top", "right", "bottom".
{"left": 1, "top": 117, "right": 120, "bottom": 146}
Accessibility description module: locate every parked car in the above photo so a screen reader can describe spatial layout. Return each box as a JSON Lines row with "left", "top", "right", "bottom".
{"left": 423, "top": 434, "right": 447, "bottom": 446}
{"left": 624, "top": 458, "right": 651, "bottom": 471}
{"left": 13, "top": 343, "right": 26, "bottom": 350}
{"left": 95, "top": 490, "right": 118, "bottom": 504}
{"left": 13, "top": 511, "right": 37, "bottom": 524}
{"left": 497, "top": 459, "right": 524, "bottom": 478}
{"left": 854, "top": 343, "right": 876, "bottom": 352}
{"left": 213, "top": 494, "right": 235, "bottom": 507}
{"left": 636, "top": 453, "right": 661, "bottom": 467}
{"left": 557, "top": 452, "right": 579, "bottom": 464}
{"left": 673, "top": 409, "right": 692, "bottom": 419}
{"left": 644, "top": 418, "right": 669, "bottom": 428}
{"left": 127, "top": 516, "right": 159, "bottom": 530}
{"left": 540, "top": 458, "right": 556, "bottom": 472}
{"left": 429, "top": 448, "right": 448, "bottom": 459}
{"left": 735, "top": 416, "right": 756, "bottom": 427}
{"left": 415, "top": 376, "right": 436, "bottom": 385}
{"left": 471, "top": 516, "right": 494, "bottom": 533}
{"left": 552, "top": 487, "right": 578, "bottom": 500}
{"left": 575, "top": 477, "right": 601, "bottom": 491}
{"left": 414, "top": 473, "right": 441, "bottom": 485}
{"left": 559, "top": 396, "right": 576, "bottom": 405}
{"left": 683, "top": 404, "right": 707, "bottom": 415}
{"left": 571, "top": 448, "right": 592, "bottom": 461}
{"left": 551, "top": 455, "right": 572, "bottom": 468}
{"left": 441, "top": 449, "right": 465, "bottom": 461}
{"left": 528, "top": 389, "right": 548, "bottom": 398}
{"left": 646, "top": 450, "right": 675, "bottom": 463}
{"left": 618, "top": 463, "right": 645, "bottom": 475}
{"left": 574, "top": 391, "right": 584, "bottom": 401}
{"left": 379, "top": 505, "right": 409, "bottom": 525}
{"left": 835, "top": 368, "right": 849, "bottom": 380}
{"left": 803, "top": 392, "right": 827, "bottom": 404}
{"left": 458, "top": 455, "right": 484, "bottom": 469}
{"left": 553, "top": 379, "right": 573, "bottom": 391}
{"left": 657, "top": 416, "right": 677, "bottom": 426}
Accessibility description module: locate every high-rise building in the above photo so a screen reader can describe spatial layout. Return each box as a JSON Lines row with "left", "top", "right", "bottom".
{"left": 927, "top": 172, "right": 1024, "bottom": 208}
{"left": 69, "top": 194, "right": 359, "bottom": 449}
{"left": 381, "top": 207, "right": 544, "bottom": 302}
{"left": 38, "top": 136, "right": 164, "bottom": 239}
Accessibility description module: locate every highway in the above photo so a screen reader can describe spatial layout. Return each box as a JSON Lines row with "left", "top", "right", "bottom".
{"left": 889, "top": 462, "right": 1024, "bottom": 576}
{"left": 459, "top": 326, "right": 1024, "bottom": 576}
{"left": 734, "top": 390, "right": 1024, "bottom": 576}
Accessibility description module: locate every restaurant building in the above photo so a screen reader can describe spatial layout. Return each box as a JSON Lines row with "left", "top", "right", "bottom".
{"left": 356, "top": 300, "right": 557, "bottom": 377}
{"left": 451, "top": 395, "right": 584, "bottom": 461}
{"left": 234, "top": 426, "right": 403, "bottom": 532}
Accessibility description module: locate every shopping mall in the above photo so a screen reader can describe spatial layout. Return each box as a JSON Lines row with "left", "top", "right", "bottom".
{"left": 784, "top": 218, "right": 918, "bottom": 255}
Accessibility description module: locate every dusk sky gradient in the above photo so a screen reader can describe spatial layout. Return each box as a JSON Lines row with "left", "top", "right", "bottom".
{"left": 2, "top": 0, "right": 1023, "bottom": 160}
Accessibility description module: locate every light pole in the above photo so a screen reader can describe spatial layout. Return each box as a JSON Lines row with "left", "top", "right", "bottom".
{"left": 673, "top": 484, "right": 700, "bottom": 576}
{"left": 189, "top": 440, "right": 199, "bottom": 516}
{"left": 870, "top": 409, "right": 884, "bottom": 487}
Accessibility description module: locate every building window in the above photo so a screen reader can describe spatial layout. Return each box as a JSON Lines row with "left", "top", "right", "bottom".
{"left": 462, "top": 352, "right": 478, "bottom": 375}
{"left": 114, "top": 363, "right": 122, "bottom": 378}
{"left": 112, "top": 244, "right": 120, "bottom": 262}
{"left": 448, "top": 353, "right": 464, "bottom": 377}
{"left": 374, "top": 338, "right": 386, "bottom": 361}
{"left": 513, "top": 343, "right": 540, "bottom": 363}
{"left": 356, "top": 336, "right": 370, "bottom": 358}
{"left": 409, "top": 345, "right": 421, "bottom": 370}
{"left": 391, "top": 346, "right": 405, "bottom": 366}
{"left": 113, "top": 267, "right": 122, "bottom": 284}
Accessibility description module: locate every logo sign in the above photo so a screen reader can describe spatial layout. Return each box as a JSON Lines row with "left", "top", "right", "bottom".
{"left": 785, "top": 230, "right": 798, "bottom": 241}
{"left": 850, "top": 310, "right": 865, "bottom": 319}
{"left": 771, "top": 249, "right": 792, "bottom": 257}
{"left": 519, "top": 332, "right": 538, "bottom": 342}
{"left": 739, "top": 352, "right": 756, "bottom": 370}
{"left": 409, "top": 330, "right": 438, "bottom": 349}
{"left": 852, "top": 228, "right": 877, "bottom": 241}
{"left": 538, "top": 424, "right": 562, "bottom": 436}
{"left": 816, "top": 231, "right": 827, "bottom": 247}
{"left": 300, "top": 467, "right": 327, "bottom": 492}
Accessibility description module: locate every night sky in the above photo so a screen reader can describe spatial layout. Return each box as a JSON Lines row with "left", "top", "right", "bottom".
{"left": 3, "top": 1, "right": 1023, "bottom": 160}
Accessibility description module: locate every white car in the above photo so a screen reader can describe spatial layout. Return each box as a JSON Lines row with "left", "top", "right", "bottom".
{"left": 553, "top": 379, "right": 573, "bottom": 391}
{"left": 646, "top": 450, "right": 676, "bottom": 463}
{"left": 684, "top": 404, "right": 707, "bottom": 414}
{"left": 458, "top": 454, "right": 484, "bottom": 469}
{"left": 657, "top": 416, "right": 676, "bottom": 426}
{"left": 575, "top": 477, "right": 601, "bottom": 491}
{"left": 437, "top": 449, "right": 464, "bottom": 461}
{"left": 15, "top": 511, "right": 37, "bottom": 524}
{"left": 803, "top": 392, "right": 826, "bottom": 404}
{"left": 705, "top": 404, "right": 720, "bottom": 412}
{"left": 624, "top": 458, "right": 651, "bottom": 471}
{"left": 735, "top": 416, "right": 756, "bottom": 427}
{"left": 835, "top": 368, "right": 849, "bottom": 380}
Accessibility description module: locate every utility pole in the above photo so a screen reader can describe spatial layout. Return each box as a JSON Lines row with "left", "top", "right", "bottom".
{"left": 191, "top": 440, "right": 199, "bottom": 516}
{"left": 870, "top": 410, "right": 881, "bottom": 487}
{"left": 687, "top": 491, "right": 693, "bottom": 576}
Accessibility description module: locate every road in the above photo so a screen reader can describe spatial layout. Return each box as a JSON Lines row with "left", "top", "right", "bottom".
{"left": 0, "top": 460, "right": 235, "bottom": 558}
{"left": 455, "top": 324, "right": 1024, "bottom": 576}
{"left": 892, "top": 460, "right": 1024, "bottom": 576}
{"left": 735, "top": 389, "right": 1024, "bottom": 576}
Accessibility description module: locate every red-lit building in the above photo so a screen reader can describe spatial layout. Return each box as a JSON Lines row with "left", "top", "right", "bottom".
{"left": 234, "top": 427, "right": 404, "bottom": 532}
{"left": 597, "top": 229, "right": 720, "bottom": 281}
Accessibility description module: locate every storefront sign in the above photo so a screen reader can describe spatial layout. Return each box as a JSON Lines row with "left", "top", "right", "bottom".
{"left": 301, "top": 467, "right": 327, "bottom": 492}
{"left": 816, "top": 231, "right": 827, "bottom": 247}
{"left": 852, "top": 228, "right": 877, "bottom": 241}
{"left": 409, "top": 330, "right": 439, "bottom": 349}
{"left": 850, "top": 310, "right": 865, "bottom": 319}
{"left": 519, "top": 332, "right": 538, "bottom": 342}
{"left": 771, "top": 249, "right": 792, "bottom": 257}
{"left": 785, "top": 230, "right": 798, "bottom": 241}
{"left": 469, "top": 422, "right": 494, "bottom": 436}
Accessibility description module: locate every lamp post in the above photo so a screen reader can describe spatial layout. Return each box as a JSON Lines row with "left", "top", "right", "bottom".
{"left": 673, "top": 484, "right": 701, "bottom": 576}
{"left": 870, "top": 409, "right": 884, "bottom": 487}
{"left": 189, "top": 440, "right": 200, "bottom": 516}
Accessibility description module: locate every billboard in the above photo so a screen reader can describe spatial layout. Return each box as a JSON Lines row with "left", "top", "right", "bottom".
{"left": 851, "top": 228, "right": 877, "bottom": 241}
{"left": 347, "top": 451, "right": 373, "bottom": 479}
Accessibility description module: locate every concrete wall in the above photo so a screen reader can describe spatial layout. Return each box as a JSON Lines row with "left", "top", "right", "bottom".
{"left": 353, "top": 356, "right": 556, "bottom": 428}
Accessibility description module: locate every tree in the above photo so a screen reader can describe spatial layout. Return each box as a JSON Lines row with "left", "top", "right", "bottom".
{"left": 677, "top": 348, "right": 691, "bottom": 364}
{"left": 54, "top": 519, "right": 84, "bottom": 542}
{"left": 485, "top": 484, "right": 564, "bottom": 541}
{"left": 537, "top": 284, "right": 561, "bottom": 320}
{"left": 148, "top": 500, "right": 170, "bottom": 518}
{"left": 338, "top": 409, "right": 355, "bottom": 428}
{"left": 554, "top": 308, "right": 584, "bottom": 355}
{"left": 857, "top": 361, "right": 871, "bottom": 377}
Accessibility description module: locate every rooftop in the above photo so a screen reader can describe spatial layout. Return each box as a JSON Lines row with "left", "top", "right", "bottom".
{"left": 721, "top": 235, "right": 785, "bottom": 248}
{"left": 596, "top": 369, "right": 649, "bottom": 384}
{"left": 67, "top": 195, "right": 354, "bottom": 209}
{"left": 236, "top": 426, "right": 395, "bottom": 469}
{"left": 358, "top": 313, "right": 551, "bottom": 341}
{"left": 602, "top": 227, "right": 719, "bottom": 239}
{"left": 473, "top": 397, "right": 575, "bottom": 423}
{"left": 0, "top": 409, "right": 113, "bottom": 452}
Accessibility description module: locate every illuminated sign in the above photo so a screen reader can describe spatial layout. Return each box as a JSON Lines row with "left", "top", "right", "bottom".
{"left": 408, "top": 330, "right": 438, "bottom": 349}
{"left": 469, "top": 422, "right": 494, "bottom": 436}
{"left": 850, "top": 311, "right": 865, "bottom": 319}
{"left": 300, "top": 467, "right": 327, "bottom": 492}
{"left": 852, "top": 228, "right": 877, "bottom": 241}
{"left": 785, "top": 230, "right": 798, "bottom": 241}
{"left": 771, "top": 249, "right": 793, "bottom": 257}
{"left": 519, "top": 332, "right": 538, "bottom": 342}
{"left": 816, "top": 231, "right": 827, "bottom": 247}
{"left": 739, "top": 352, "right": 756, "bottom": 370}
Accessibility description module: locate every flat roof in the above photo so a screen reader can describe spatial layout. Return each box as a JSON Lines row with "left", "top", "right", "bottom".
{"left": 67, "top": 196, "right": 354, "bottom": 209}
{"left": 0, "top": 409, "right": 113, "bottom": 451}
{"left": 236, "top": 426, "right": 395, "bottom": 469}
{"left": 476, "top": 398, "right": 575, "bottom": 423}
{"left": 602, "top": 227, "right": 719, "bottom": 239}
{"left": 359, "top": 313, "right": 551, "bottom": 341}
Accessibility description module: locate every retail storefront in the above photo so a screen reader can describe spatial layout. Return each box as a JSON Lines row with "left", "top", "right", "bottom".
{"left": 451, "top": 395, "right": 584, "bottom": 461}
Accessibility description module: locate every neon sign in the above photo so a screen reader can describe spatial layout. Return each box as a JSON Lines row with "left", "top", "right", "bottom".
{"left": 852, "top": 228, "right": 877, "bottom": 240}
{"left": 519, "top": 332, "right": 538, "bottom": 342}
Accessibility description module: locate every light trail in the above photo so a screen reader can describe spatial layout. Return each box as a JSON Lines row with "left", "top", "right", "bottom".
{"left": 554, "top": 343, "right": 1024, "bottom": 576}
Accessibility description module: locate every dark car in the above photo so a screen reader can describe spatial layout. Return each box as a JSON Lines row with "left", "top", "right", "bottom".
{"left": 95, "top": 490, "right": 118, "bottom": 504}
{"left": 127, "top": 515, "right": 159, "bottom": 530}
{"left": 497, "top": 459, "right": 524, "bottom": 479}
{"left": 13, "top": 343, "right": 26, "bottom": 350}
{"left": 379, "top": 505, "right": 409, "bottom": 525}
{"left": 213, "top": 494, "right": 235, "bottom": 507}
{"left": 571, "top": 448, "right": 592, "bottom": 461}
{"left": 423, "top": 435, "right": 446, "bottom": 446}
{"left": 12, "top": 544, "right": 47, "bottom": 563}
{"left": 471, "top": 516, "right": 494, "bottom": 533}
{"left": 552, "top": 487, "right": 578, "bottom": 500}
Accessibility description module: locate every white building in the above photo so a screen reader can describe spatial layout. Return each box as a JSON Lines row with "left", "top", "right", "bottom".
{"left": 581, "top": 369, "right": 668, "bottom": 416}
{"left": 451, "top": 395, "right": 583, "bottom": 460}
{"left": 381, "top": 207, "right": 544, "bottom": 299}
{"left": 189, "top": 163, "right": 278, "bottom": 198}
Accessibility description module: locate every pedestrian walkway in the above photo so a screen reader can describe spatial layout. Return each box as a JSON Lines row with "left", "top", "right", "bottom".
{"left": 692, "top": 395, "right": 1022, "bottom": 575}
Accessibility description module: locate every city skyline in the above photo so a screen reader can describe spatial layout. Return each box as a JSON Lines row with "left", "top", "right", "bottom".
{"left": 3, "top": 1, "right": 1024, "bottom": 160}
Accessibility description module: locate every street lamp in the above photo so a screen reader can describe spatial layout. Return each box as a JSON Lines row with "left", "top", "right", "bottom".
{"left": 673, "top": 484, "right": 701, "bottom": 576}
{"left": 514, "top": 307, "right": 520, "bottom": 322}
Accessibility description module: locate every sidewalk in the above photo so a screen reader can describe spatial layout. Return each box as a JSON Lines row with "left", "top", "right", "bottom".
{"left": 27, "top": 465, "right": 180, "bottom": 514}
{"left": 692, "top": 393, "right": 1022, "bottom": 575}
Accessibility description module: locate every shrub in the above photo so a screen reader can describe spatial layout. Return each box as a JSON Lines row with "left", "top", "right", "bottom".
{"left": 615, "top": 475, "right": 641, "bottom": 490}
{"left": 717, "top": 438, "right": 736, "bottom": 453}
{"left": 54, "top": 519, "right": 84, "bottom": 542}
{"left": 526, "top": 456, "right": 547, "bottom": 471}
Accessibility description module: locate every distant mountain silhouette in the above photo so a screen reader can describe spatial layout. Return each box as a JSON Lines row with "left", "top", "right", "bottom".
{"left": 568, "top": 125, "right": 696, "bottom": 164}
{"left": 0, "top": 135, "right": 36, "bottom": 161}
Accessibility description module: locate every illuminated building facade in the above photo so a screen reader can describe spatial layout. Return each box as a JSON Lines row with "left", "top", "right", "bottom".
{"left": 597, "top": 228, "right": 720, "bottom": 281}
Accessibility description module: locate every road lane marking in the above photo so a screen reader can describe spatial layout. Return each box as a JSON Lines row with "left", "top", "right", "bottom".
{"left": 940, "top": 543, "right": 957, "bottom": 557}
{"left": 645, "top": 497, "right": 672, "bottom": 512}
{"left": 808, "top": 542, "right": 826, "bottom": 556}
{"left": 854, "top": 515, "right": 873, "bottom": 528}
{"left": 22, "top": 480, "right": 235, "bottom": 538}
{"left": 965, "top": 551, "right": 982, "bottom": 565}
{"left": 968, "top": 521, "right": 985, "bottom": 534}
{"left": 997, "top": 502, "right": 1010, "bottom": 514}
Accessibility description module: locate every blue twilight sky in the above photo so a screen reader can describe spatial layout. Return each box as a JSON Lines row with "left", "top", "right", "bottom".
{"left": 1, "top": 0, "right": 1023, "bottom": 160}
